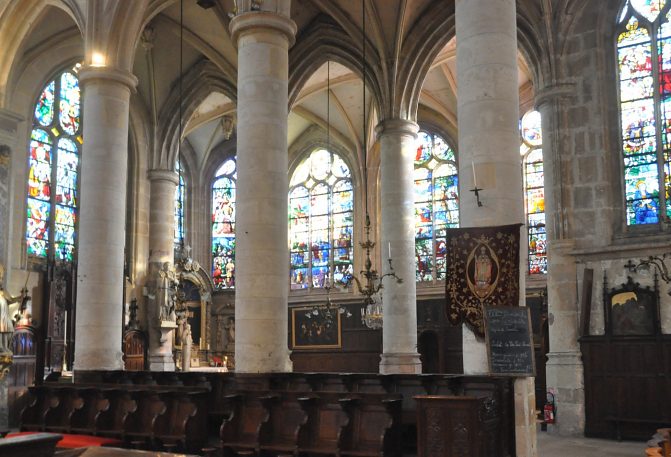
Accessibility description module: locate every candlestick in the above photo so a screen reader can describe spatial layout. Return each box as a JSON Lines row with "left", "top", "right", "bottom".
{"left": 388, "top": 242, "right": 392, "bottom": 259}
{"left": 472, "top": 161, "right": 477, "bottom": 188}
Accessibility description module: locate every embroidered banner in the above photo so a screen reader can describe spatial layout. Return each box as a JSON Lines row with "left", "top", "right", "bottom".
{"left": 445, "top": 223, "right": 522, "bottom": 337}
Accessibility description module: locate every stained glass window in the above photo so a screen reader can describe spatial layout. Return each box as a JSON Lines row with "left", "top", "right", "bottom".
{"left": 617, "top": 6, "right": 671, "bottom": 225}
{"left": 289, "top": 149, "right": 353, "bottom": 290}
{"left": 520, "top": 110, "right": 547, "bottom": 275}
{"left": 414, "top": 131, "right": 459, "bottom": 283}
{"left": 212, "top": 159, "right": 236, "bottom": 290}
{"left": 174, "top": 159, "right": 186, "bottom": 255}
{"left": 26, "top": 64, "right": 82, "bottom": 261}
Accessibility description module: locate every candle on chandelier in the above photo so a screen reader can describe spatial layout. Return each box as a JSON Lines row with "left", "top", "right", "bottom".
{"left": 472, "top": 161, "right": 477, "bottom": 188}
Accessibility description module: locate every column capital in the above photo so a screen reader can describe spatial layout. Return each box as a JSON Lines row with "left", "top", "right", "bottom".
{"left": 230, "top": 11, "right": 297, "bottom": 47}
{"left": 147, "top": 169, "right": 179, "bottom": 185}
{"left": 78, "top": 66, "right": 139, "bottom": 92}
{"left": 535, "top": 81, "right": 577, "bottom": 110}
{"left": 375, "top": 119, "right": 419, "bottom": 140}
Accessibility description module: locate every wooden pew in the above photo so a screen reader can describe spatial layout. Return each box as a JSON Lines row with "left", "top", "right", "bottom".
{"left": 20, "top": 386, "right": 59, "bottom": 431}
{"left": 258, "top": 392, "right": 308, "bottom": 456}
{"left": 122, "top": 388, "right": 167, "bottom": 447}
{"left": 70, "top": 388, "right": 109, "bottom": 435}
{"left": 220, "top": 392, "right": 268, "bottom": 456}
{"left": 94, "top": 388, "right": 137, "bottom": 438}
{"left": 296, "top": 392, "right": 349, "bottom": 456}
{"left": 339, "top": 395, "right": 402, "bottom": 457}
{"left": 43, "top": 387, "right": 83, "bottom": 433}
{"left": 153, "top": 389, "right": 208, "bottom": 452}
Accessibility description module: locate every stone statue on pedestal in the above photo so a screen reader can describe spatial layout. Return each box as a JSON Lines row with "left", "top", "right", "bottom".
{"left": 156, "top": 262, "right": 178, "bottom": 324}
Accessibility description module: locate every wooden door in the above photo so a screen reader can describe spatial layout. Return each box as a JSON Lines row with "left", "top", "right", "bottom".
{"left": 123, "top": 330, "right": 146, "bottom": 371}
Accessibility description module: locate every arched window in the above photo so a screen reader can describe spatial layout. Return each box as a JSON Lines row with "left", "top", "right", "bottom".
{"left": 414, "top": 131, "right": 459, "bottom": 283}
{"left": 617, "top": 2, "right": 671, "bottom": 225}
{"left": 174, "top": 159, "right": 186, "bottom": 255}
{"left": 212, "top": 159, "right": 236, "bottom": 290}
{"left": 289, "top": 149, "right": 353, "bottom": 290}
{"left": 26, "top": 64, "right": 81, "bottom": 262}
{"left": 520, "top": 110, "right": 547, "bottom": 275}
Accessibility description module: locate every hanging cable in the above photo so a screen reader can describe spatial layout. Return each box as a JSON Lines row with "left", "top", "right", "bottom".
{"left": 178, "top": 0, "right": 185, "bottom": 251}
{"left": 362, "top": 0, "right": 368, "bottom": 222}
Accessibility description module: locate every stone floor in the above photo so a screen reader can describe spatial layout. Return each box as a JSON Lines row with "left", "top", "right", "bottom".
{"left": 538, "top": 431, "right": 645, "bottom": 456}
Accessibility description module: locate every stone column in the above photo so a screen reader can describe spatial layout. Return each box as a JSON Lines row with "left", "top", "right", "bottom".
{"left": 74, "top": 66, "right": 137, "bottom": 371}
{"left": 229, "top": 5, "right": 296, "bottom": 372}
{"left": 0, "top": 109, "right": 23, "bottom": 269}
{"left": 456, "top": 1, "right": 536, "bottom": 455}
{"left": 536, "top": 84, "right": 584, "bottom": 436}
{"left": 147, "top": 169, "right": 178, "bottom": 371}
{"left": 377, "top": 119, "right": 422, "bottom": 374}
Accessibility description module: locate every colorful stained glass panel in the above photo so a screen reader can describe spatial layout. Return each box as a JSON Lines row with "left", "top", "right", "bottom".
{"left": 630, "top": 0, "right": 665, "bottom": 22}
{"left": 35, "top": 81, "right": 55, "bottom": 127}
{"left": 59, "top": 72, "right": 80, "bottom": 135}
{"left": 212, "top": 161, "right": 236, "bottom": 289}
{"left": 289, "top": 149, "right": 353, "bottom": 289}
{"left": 521, "top": 111, "right": 543, "bottom": 146}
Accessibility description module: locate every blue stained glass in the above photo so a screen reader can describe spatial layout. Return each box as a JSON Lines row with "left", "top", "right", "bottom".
{"left": 289, "top": 149, "right": 353, "bottom": 289}
{"left": 35, "top": 81, "right": 55, "bottom": 126}
{"left": 414, "top": 131, "right": 459, "bottom": 283}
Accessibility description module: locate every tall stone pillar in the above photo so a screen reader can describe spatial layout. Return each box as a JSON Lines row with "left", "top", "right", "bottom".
{"left": 536, "top": 84, "right": 584, "bottom": 436}
{"left": 147, "top": 169, "right": 178, "bottom": 371}
{"left": 377, "top": 119, "right": 422, "bottom": 374}
{"left": 456, "top": 1, "right": 536, "bottom": 455}
{"left": 74, "top": 66, "right": 137, "bottom": 370}
{"left": 230, "top": 4, "right": 296, "bottom": 372}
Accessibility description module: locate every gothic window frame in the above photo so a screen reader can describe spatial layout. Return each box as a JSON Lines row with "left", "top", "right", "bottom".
{"left": 288, "top": 147, "right": 354, "bottom": 292}
{"left": 25, "top": 62, "right": 82, "bottom": 264}
{"left": 174, "top": 158, "right": 187, "bottom": 257}
{"left": 413, "top": 129, "right": 460, "bottom": 285}
{"left": 616, "top": 1, "right": 671, "bottom": 228}
{"left": 519, "top": 110, "right": 547, "bottom": 275}
{"left": 211, "top": 156, "right": 237, "bottom": 290}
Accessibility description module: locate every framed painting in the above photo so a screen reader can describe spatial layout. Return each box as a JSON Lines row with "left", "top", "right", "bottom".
{"left": 291, "top": 306, "right": 342, "bottom": 349}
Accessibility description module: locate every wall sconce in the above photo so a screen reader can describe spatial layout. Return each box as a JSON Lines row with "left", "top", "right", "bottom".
{"left": 222, "top": 115, "right": 235, "bottom": 140}
{"left": 625, "top": 254, "right": 671, "bottom": 283}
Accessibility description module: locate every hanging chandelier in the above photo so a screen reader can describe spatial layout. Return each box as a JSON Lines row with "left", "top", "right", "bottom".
{"left": 345, "top": 2, "right": 402, "bottom": 330}
{"left": 303, "top": 276, "right": 352, "bottom": 327}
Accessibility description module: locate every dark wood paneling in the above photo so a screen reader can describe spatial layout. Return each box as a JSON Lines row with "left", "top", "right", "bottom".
{"left": 582, "top": 336, "right": 671, "bottom": 440}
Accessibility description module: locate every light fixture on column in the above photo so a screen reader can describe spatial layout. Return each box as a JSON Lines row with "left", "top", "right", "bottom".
{"left": 345, "top": 0, "right": 402, "bottom": 330}
{"left": 469, "top": 161, "right": 483, "bottom": 207}
{"left": 626, "top": 254, "right": 671, "bottom": 287}
{"left": 222, "top": 115, "right": 235, "bottom": 140}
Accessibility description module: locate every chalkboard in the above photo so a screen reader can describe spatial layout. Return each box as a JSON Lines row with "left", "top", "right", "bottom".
{"left": 484, "top": 306, "right": 535, "bottom": 377}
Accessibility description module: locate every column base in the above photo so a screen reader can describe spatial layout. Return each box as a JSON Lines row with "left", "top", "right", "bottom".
{"left": 545, "top": 351, "right": 585, "bottom": 436}
{"left": 379, "top": 352, "right": 422, "bottom": 374}
{"left": 148, "top": 354, "right": 176, "bottom": 372}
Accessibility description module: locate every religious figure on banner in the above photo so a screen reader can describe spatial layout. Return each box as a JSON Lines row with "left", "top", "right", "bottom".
{"left": 467, "top": 243, "right": 499, "bottom": 300}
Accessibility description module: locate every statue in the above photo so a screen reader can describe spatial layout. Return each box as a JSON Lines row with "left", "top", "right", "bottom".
{"left": 0, "top": 264, "right": 30, "bottom": 354}
{"left": 156, "top": 262, "right": 178, "bottom": 323}
{"left": 181, "top": 322, "right": 192, "bottom": 372}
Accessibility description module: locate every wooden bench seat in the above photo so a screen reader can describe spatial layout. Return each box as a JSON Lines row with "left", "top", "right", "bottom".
{"left": 220, "top": 392, "right": 268, "bottom": 456}
{"left": 258, "top": 392, "right": 308, "bottom": 456}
